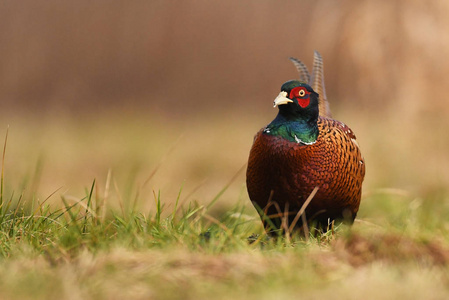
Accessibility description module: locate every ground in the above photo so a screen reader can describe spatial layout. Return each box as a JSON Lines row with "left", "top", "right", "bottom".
{"left": 0, "top": 109, "right": 448, "bottom": 300}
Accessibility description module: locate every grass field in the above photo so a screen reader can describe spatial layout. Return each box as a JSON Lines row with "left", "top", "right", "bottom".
{"left": 0, "top": 109, "right": 448, "bottom": 300}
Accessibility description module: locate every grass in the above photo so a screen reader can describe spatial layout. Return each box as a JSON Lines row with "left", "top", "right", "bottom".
{"left": 0, "top": 110, "right": 448, "bottom": 299}
{"left": 1, "top": 175, "right": 449, "bottom": 300}
{"left": 1, "top": 180, "right": 449, "bottom": 300}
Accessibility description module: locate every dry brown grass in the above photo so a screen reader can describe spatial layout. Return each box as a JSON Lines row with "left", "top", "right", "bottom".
{"left": 1, "top": 0, "right": 449, "bottom": 116}
{"left": 2, "top": 230, "right": 449, "bottom": 300}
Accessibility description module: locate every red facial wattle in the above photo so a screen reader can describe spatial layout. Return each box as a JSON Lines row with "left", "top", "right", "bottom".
{"left": 296, "top": 97, "right": 310, "bottom": 108}
{"left": 289, "top": 87, "right": 310, "bottom": 108}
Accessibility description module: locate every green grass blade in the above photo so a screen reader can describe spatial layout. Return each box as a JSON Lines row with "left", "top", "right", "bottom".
{"left": 0, "top": 127, "right": 9, "bottom": 217}
{"left": 207, "top": 163, "right": 246, "bottom": 209}
{"left": 83, "top": 179, "right": 96, "bottom": 233}
{"left": 61, "top": 196, "right": 82, "bottom": 235}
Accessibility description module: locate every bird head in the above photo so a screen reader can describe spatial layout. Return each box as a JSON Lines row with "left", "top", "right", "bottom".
{"left": 273, "top": 80, "right": 319, "bottom": 120}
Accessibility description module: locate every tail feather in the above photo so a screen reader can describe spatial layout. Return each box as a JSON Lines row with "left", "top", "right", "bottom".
{"left": 310, "top": 51, "right": 332, "bottom": 118}
{"left": 288, "top": 57, "right": 310, "bottom": 84}
{"left": 288, "top": 52, "right": 332, "bottom": 117}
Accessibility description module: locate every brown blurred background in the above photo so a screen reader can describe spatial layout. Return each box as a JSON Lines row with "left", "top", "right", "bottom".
{"left": 0, "top": 0, "right": 448, "bottom": 208}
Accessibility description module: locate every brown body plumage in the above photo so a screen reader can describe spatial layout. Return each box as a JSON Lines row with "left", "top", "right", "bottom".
{"left": 247, "top": 117, "right": 365, "bottom": 230}
{"left": 246, "top": 52, "right": 365, "bottom": 232}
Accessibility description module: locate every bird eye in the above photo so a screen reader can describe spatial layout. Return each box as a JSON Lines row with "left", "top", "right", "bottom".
{"left": 298, "top": 89, "right": 306, "bottom": 97}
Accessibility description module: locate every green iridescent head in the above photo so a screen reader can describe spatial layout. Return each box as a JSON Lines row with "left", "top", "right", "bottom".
{"left": 273, "top": 80, "right": 319, "bottom": 120}
{"left": 265, "top": 80, "right": 320, "bottom": 144}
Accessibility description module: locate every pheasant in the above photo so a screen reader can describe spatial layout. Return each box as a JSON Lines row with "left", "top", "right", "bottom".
{"left": 246, "top": 51, "right": 365, "bottom": 233}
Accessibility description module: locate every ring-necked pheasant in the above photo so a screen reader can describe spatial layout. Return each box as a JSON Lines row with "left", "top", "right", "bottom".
{"left": 246, "top": 51, "right": 365, "bottom": 233}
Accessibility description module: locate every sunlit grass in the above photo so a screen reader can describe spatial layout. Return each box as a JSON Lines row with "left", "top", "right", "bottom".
{"left": 1, "top": 177, "right": 449, "bottom": 300}
{"left": 0, "top": 110, "right": 448, "bottom": 299}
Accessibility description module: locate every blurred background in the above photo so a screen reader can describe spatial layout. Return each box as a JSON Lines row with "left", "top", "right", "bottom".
{"left": 0, "top": 0, "right": 448, "bottom": 212}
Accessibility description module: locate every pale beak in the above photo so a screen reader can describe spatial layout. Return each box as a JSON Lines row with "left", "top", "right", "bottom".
{"left": 273, "top": 91, "right": 293, "bottom": 107}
